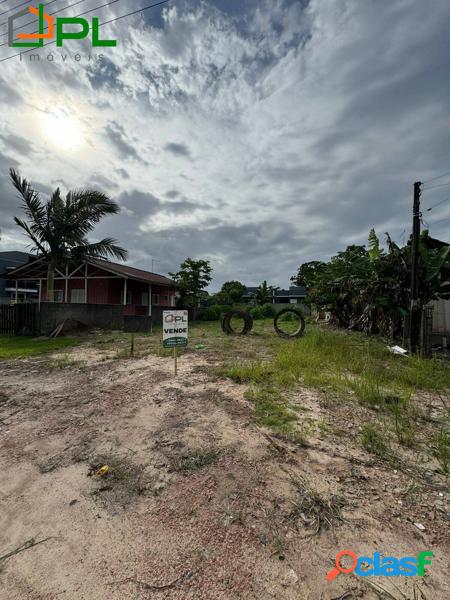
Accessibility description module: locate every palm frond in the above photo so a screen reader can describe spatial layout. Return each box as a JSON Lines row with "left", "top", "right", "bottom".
{"left": 72, "top": 238, "right": 128, "bottom": 261}
{"left": 10, "top": 168, "right": 47, "bottom": 230}
{"left": 14, "top": 217, "right": 48, "bottom": 255}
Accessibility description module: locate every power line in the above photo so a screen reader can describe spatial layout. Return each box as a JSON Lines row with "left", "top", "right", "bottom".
{"left": 0, "top": 0, "right": 91, "bottom": 44}
{"left": 0, "top": 0, "right": 60, "bottom": 29}
{"left": 429, "top": 214, "right": 450, "bottom": 227}
{"left": 0, "top": 0, "right": 42, "bottom": 18}
{"left": 422, "top": 181, "right": 450, "bottom": 192}
{"left": 0, "top": 0, "right": 171, "bottom": 62}
{"left": 425, "top": 197, "right": 450, "bottom": 212}
{"left": 422, "top": 170, "right": 450, "bottom": 185}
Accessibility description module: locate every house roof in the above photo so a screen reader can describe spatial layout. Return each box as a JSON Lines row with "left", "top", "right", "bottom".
{"left": 1, "top": 256, "right": 176, "bottom": 287}
{"left": 90, "top": 259, "right": 175, "bottom": 286}
{"left": 243, "top": 285, "right": 307, "bottom": 297}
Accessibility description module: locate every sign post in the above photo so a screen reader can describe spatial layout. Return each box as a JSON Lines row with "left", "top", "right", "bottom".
{"left": 163, "top": 310, "right": 188, "bottom": 374}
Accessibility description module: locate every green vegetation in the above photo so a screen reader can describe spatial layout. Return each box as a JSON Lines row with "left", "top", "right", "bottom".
{"left": 224, "top": 326, "right": 450, "bottom": 402}
{"left": 360, "top": 422, "right": 390, "bottom": 458}
{"left": 431, "top": 429, "right": 450, "bottom": 474}
{"left": 245, "top": 386, "right": 298, "bottom": 436}
{"left": 173, "top": 450, "right": 219, "bottom": 473}
{"left": 0, "top": 335, "right": 79, "bottom": 359}
{"left": 291, "top": 229, "right": 450, "bottom": 337}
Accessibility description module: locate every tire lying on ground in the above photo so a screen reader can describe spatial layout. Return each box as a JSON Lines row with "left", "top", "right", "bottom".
{"left": 274, "top": 308, "right": 306, "bottom": 338}
{"left": 221, "top": 310, "right": 254, "bottom": 335}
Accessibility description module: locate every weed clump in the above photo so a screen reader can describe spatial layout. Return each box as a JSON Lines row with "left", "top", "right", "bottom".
{"left": 431, "top": 429, "right": 450, "bottom": 474}
{"left": 361, "top": 421, "right": 390, "bottom": 458}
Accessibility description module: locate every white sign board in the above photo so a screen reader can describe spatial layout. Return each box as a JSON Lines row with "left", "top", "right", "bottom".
{"left": 163, "top": 310, "right": 188, "bottom": 348}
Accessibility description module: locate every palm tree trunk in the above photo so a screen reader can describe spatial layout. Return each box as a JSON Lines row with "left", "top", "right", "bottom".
{"left": 46, "top": 261, "right": 55, "bottom": 302}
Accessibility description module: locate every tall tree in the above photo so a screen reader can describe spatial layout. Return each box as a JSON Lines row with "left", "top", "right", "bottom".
{"left": 11, "top": 169, "right": 127, "bottom": 301}
{"left": 214, "top": 280, "right": 246, "bottom": 305}
{"left": 169, "top": 258, "right": 213, "bottom": 307}
{"left": 291, "top": 260, "right": 327, "bottom": 287}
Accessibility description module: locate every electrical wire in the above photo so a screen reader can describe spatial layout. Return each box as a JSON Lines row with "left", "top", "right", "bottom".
{"left": 429, "top": 214, "right": 450, "bottom": 227}
{"left": 0, "top": 0, "right": 171, "bottom": 61}
{"left": 425, "top": 197, "right": 450, "bottom": 212}
{"left": 422, "top": 181, "right": 450, "bottom": 192}
{"left": 0, "top": 0, "right": 40, "bottom": 17}
{"left": 0, "top": 0, "right": 60, "bottom": 29}
{"left": 0, "top": 0, "right": 91, "bottom": 43}
{"left": 422, "top": 170, "right": 450, "bottom": 185}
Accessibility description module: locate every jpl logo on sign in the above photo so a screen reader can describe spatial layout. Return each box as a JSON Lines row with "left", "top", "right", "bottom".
{"left": 8, "top": 4, "right": 116, "bottom": 47}
{"left": 163, "top": 310, "right": 188, "bottom": 348}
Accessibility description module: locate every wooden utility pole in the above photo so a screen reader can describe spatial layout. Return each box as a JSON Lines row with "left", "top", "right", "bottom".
{"left": 408, "top": 181, "right": 422, "bottom": 353}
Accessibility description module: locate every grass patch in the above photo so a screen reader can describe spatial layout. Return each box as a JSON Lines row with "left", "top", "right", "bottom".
{"left": 361, "top": 421, "right": 390, "bottom": 458}
{"left": 287, "top": 475, "right": 346, "bottom": 536}
{"left": 430, "top": 429, "right": 450, "bottom": 474}
{"left": 220, "top": 326, "right": 449, "bottom": 403}
{"left": 172, "top": 450, "right": 219, "bottom": 473}
{"left": 89, "top": 454, "right": 145, "bottom": 506}
{"left": 245, "top": 386, "right": 298, "bottom": 437}
{"left": 0, "top": 335, "right": 79, "bottom": 359}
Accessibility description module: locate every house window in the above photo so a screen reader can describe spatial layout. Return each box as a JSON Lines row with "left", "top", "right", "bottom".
{"left": 71, "top": 289, "right": 86, "bottom": 303}
{"left": 53, "top": 290, "right": 63, "bottom": 302}
{"left": 152, "top": 293, "right": 160, "bottom": 306}
{"left": 141, "top": 292, "right": 149, "bottom": 306}
{"left": 126, "top": 291, "right": 132, "bottom": 305}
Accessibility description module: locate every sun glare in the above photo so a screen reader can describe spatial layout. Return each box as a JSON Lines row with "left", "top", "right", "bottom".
{"left": 41, "top": 108, "right": 84, "bottom": 150}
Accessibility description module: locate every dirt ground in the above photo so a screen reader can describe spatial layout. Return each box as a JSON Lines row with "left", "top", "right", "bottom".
{"left": 0, "top": 335, "right": 448, "bottom": 600}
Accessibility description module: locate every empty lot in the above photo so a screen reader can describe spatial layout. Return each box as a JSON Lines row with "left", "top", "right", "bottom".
{"left": 0, "top": 321, "right": 448, "bottom": 599}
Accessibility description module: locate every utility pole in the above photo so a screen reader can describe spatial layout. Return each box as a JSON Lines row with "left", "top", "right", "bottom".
{"left": 408, "top": 181, "right": 422, "bottom": 353}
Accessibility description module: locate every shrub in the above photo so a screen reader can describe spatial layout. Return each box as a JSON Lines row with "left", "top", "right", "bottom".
{"left": 198, "top": 305, "right": 226, "bottom": 321}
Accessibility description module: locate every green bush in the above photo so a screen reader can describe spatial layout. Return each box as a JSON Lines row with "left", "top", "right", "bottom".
{"left": 248, "top": 303, "right": 275, "bottom": 320}
{"left": 198, "top": 305, "right": 226, "bottom": 321}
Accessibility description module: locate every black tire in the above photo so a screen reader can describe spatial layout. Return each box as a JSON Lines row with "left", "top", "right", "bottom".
{"left": 274, "top": 308, "right": 306, "bottom": 338}
{"left": 221, "top": 310, "right": 253, "bottom": 335}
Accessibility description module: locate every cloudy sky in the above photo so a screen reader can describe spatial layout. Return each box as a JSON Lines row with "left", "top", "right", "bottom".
{"left": 0, "top": 0, "right": 449, "bottom": 290}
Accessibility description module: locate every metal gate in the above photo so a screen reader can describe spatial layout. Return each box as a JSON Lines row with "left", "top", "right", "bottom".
{"left": 0, "top": 304, "right": 38, "bottom": 335}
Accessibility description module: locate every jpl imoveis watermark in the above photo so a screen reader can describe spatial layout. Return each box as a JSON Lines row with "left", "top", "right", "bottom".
{"left": 18, "top": 52, "right": 105, "bottom": 63}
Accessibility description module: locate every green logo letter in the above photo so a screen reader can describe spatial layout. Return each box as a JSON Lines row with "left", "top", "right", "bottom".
{"left": 417, "top": 551, "right": 433, "bottom": 577}
{"left": 91, "top": 18, "right": 116, "bottom": 47}
{"left": 56, "top": 17, "right": 89, "bottom": 47}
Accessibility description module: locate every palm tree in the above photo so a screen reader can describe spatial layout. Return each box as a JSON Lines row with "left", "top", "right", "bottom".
{"left": 10, "top": 169, "right": 127, "bottom": 301}
{"left": 253, "top": 280, "right": 278, "bottom": 305}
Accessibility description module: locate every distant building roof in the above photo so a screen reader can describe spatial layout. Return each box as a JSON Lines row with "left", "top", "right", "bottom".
{"left": 243, "top": 285, "right": 307, "bottom": 298}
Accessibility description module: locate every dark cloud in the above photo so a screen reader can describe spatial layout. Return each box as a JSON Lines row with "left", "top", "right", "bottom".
{"left": 117, "top": 190, "right": 162, "bottom": 217}
{"left": 104, "top": 122, "right": 148, "bottom": 164}
{"left": 164, "top": 142, "right": 191, "bottom": 158}
{"left": 87, "top": 58, "right": 123, "bottom": 91}
{"left": 0, "top": 77, "right": 23, "bottom": 106}
{"left": 89, "top": 173, "right": 119, "bottom": 191}
{"left": 165, "top": 189, "right": 180, "bottom": 198}
{"left": 0, "top": 133, "right": 32, "bottom": 156}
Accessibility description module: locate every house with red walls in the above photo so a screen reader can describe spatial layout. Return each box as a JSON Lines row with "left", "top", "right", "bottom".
{"left": 3, "top": 257, "right": 177, "bottom": 317}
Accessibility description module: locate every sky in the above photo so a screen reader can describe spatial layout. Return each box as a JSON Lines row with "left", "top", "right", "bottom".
{"left": 0, "top": 0, "right": 449, "bottom": 291}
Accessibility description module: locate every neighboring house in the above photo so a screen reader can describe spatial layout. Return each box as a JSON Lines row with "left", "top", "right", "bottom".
{"left": 0, "top": 251, "right": 38, "bottom": 304}
{"left": 242, "top": 285, "right": 307, "bottom": 304}
{"left": 3, "top": 257, "right": 177, "bottom": 316}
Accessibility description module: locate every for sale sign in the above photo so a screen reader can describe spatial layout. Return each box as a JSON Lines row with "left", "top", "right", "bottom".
{"left": 163, "top": 310, "right": 188, "bottom": 348}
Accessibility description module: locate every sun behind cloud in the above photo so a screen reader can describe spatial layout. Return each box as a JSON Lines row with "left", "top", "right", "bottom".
{"left": 41, "top": 108, "right": 85, "bottom": 151}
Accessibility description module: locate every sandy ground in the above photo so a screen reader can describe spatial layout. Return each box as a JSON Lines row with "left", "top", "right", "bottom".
{"left": 0, "top": 342, "right": 448, "bottom": 600}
